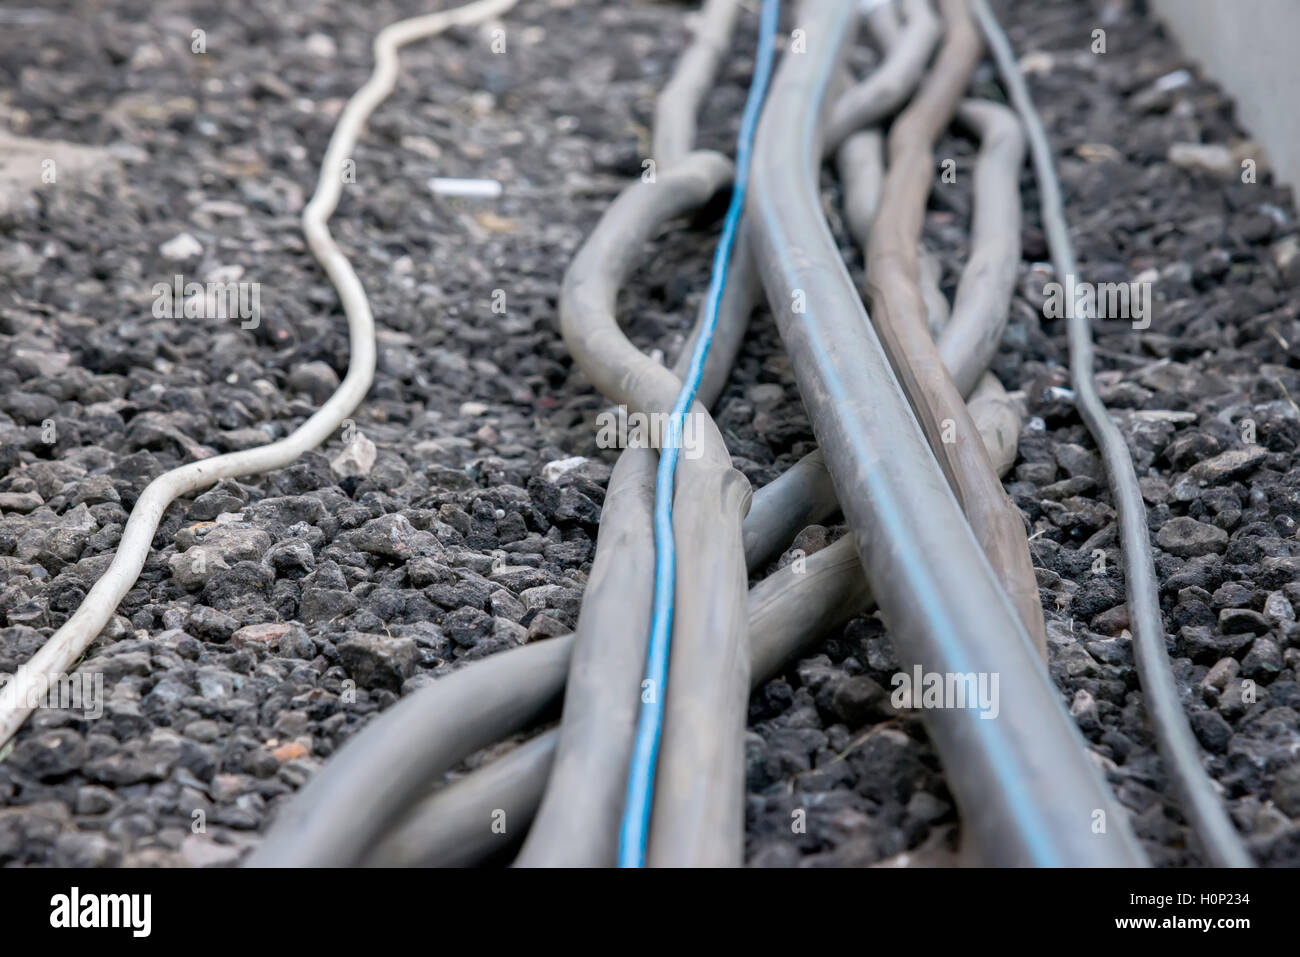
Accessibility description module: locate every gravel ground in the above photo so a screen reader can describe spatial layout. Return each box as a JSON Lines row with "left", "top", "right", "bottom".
{"left": 0, "top": 0, "right": 1297, "bottom": 868}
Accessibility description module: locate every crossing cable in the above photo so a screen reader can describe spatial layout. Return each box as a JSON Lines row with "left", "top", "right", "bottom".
{"left": 617, "top": 0, "right": 781, "bottom": 868}
{"left": 969, "top": 0, "right": 1251, "bottom": 868}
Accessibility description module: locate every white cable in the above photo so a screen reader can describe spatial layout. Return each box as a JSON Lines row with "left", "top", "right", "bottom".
{"left": 0, "top": 0, "right": 520, "bottom": 750}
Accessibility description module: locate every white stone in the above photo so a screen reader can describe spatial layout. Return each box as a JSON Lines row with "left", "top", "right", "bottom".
{"left": 542, "top": 456, "right": 587, "bottom": 483}
{"left": 160, "top": 232, "right": 203, "bottom": 261}
{"left": 305, "top": 33, "right": 337, "bottom": 59}
{"left": 331, "top": 433, "right": 377, "bottom": 478}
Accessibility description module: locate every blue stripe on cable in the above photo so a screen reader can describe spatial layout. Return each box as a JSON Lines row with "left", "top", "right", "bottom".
{"left": 618, "top": 0, "right": 781, "bottom": 869}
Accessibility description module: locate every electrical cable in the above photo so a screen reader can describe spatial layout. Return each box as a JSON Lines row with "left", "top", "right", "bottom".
{"left": 969, "top": 0, "right": 1251, "bottom": 868}
{"left": 0, "top": 0, "right": 520, "bottom": 751}
{"left": 617, "top": 0, "right": 781, "bottom": 868}
{"left": 746, "top": 0, "right": 1146, "bottom": 866}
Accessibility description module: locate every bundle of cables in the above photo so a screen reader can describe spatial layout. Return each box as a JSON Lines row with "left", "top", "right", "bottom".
{"left": 618, "top": 0, "right": 782, "bottom": 869}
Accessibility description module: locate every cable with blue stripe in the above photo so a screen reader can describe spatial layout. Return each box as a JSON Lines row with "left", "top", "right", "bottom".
{"left": 617, "top": 0, "right": 781, "bottom": 869}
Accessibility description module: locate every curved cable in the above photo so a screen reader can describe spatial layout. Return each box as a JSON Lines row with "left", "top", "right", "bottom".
{"left": 746, "top": 0, "right": 1145, "bottom": 866}
{"left": 617, "top": 0, "right": 780, "bottom": 868}
{"left": 525, "top": 0, "right": 756, "bottom": 869}
{"left": 0, "top": 0, "right": 519, "bottom": 750}
{"left": 970, "top": 0, "right": 1251, "bottom": 868}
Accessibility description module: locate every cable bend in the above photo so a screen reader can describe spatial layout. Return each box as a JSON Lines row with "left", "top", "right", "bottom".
{"left": 0, "top": 0, "right": 521, "bottom": 750}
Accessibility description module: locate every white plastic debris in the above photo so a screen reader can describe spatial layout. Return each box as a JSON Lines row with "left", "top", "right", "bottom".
{"left": 305, "top": 32, "right": 337, "bottom": 59}
{"left": 428, "top": 177, "right": 503, "bottom": 198}
{"left": 331, "top": 433, "right": 377, "bottom": 479}
{"left": 1153, "top": 69, "right": 1192, "bottom": 93}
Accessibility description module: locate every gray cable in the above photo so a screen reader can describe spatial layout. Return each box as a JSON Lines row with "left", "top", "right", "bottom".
{"left": 659, "top": 0, "right": 762, "bottom": 412}
{"left": 366, "top": 352, "right": 1030, "bottom": 867}
{"left": 939, "top": 99, "right": 1026, "bottom": 398}
{"left": 251, "top": 443, "right": 815, "bottom": 868}
{"left": 858, "top": 0, "right": 1045, "bottom": 654}
{"left": 557, "top": 153, "right": 753, "bottom": 867}
{"left": 654, "top": 0, "right": 748, "bottom": 169}
{"left": 528, "top": 0, "right": 756, "bottom": 868}
{"left": 512, "top": 447, "right": 657, "bottom": 866}
{"left": 824, "top": 0, "right": 942, "bottom": 151}
{"left": 741, "top": 448, "right": 840, "bottom": 572}
{"left": 969, "top": 0, "right": 1251, "bottom": 869}
{"left": 366, "top": 731, "right": 558, "bottom": 868}
{"left": 746, "top": 0, "right": 1146, "bottom": 866}
{"left": 247, "top": 635, "right": 574, "bottom": 867}
{"left": 368, "top": 534, "right": 871, "bottom": 867}
{"left": 266, "top": 368, "right": 1023, "bottom": 868}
